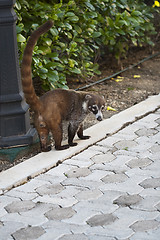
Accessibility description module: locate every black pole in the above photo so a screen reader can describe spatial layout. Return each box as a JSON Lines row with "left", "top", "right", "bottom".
{"left": 0, "top": 0, "right": 37, "bottom": 148}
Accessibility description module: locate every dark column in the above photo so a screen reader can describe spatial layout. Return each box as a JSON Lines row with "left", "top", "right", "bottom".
{"left": 0, "top": 0, "right": 37, "bottom": 147}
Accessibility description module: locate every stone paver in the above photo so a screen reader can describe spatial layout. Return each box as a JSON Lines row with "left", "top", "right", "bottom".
{"left": 126, "top": 157, "right": 152, "bottom": 168}
{"left": 86, "top": 213, "right": 117, "bottom": 227}
{"left": 36, "top": 183, "right": 64, "bottom": 195}
{"left": 45, "top": 207, "right": 76, "bottom": 220}
{"left": 130, "top": 220, "right": 160, "bottom": 232}
{"left": 139, "top": 177, "right": 160, "bottom": 189}
{"left": 113, "top": 194, "right": 143, "bottom": 207}
{"left": 12, "top": 226, "right": 45, "bottom": 240}
{"left": 0, "top": 108, "right": 160, "bottom": 240}
{"left": 102, "top": 173, "right": 128, "bottom": 183}
{"left": 5, "top": 200, "right": 35, "bottom": 213}
{"left": 64, "top": 167, "right": 91, "bottom": 178}
{"left": 58, "top": 234, "right": 89, "bottom": 240}
{"left": 75, "top": 189, "right": 103, "bottom": 201}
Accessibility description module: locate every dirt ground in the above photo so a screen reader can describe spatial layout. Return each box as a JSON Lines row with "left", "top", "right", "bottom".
{"left": 0, "top": 24, "right": 160, "bottom": 172}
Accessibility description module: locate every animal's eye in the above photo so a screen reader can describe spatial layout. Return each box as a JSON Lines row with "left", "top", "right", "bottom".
{"left": 101, "top": 106, "right": 105, "bottom": 111}
{"left": 90, "top": 105, "right": 98, "bottom": 114}
{"left": 92, "top": 105, "right": 98, "bottom": 110}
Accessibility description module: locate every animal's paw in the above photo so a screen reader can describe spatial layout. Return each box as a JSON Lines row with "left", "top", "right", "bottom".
{"left": 41, "top": 145, "right": 52, "bottom": 152}
{"left": 69, "top": 142, "right": 78, "bottom": 147}
{"left": 55, "top": 144, "right": 70, "bottom": 150}
{"left": 80, "top": 135, "right": 90, "bottom": 140}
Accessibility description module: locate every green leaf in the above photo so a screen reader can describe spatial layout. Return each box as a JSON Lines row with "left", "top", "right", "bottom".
{"left": 65, "top": 12, "right": 75, "bottom": 17}
{"left": 46, "top": 62, "right": 58, "bottom": 68}
{"left": 65, "top": 32, "right": 72, "bottom": 39}
{"left": 74, "top": 25, "right": 82, "bottom": 34}
{"left": 31, "top": 23, "right": 39, "bottom": 30}
{"left": 132, "top": 10, "right": 142, "bottom": 16}
{"left": 33, "top": 57, "right": 39, "bottom": 64}
{"left": 39, "top": 68, "right": 48, "bottom": 74}
{"left": 70, "top": 41, "right": 77, "bottom": 48}
{"left": 50, "top": 28, "right": 59, "bottom": 36}
{"left": 15, "top": 1, "right": 21, "bottom": 10}
{"left": 92, "top": 32, "right": 101, "bottom": 38}
{"left": 85, "top": 2, "right": 95, "bottom": 11}
{"left": 16, "top": 25, "right": 22, "bottom": 34}
{"left": 131, "top": 38, "right": 138, "bottom": 46}
{"left": 47, "top": 70, "right": 59, "bottom": 81}
{"left": 84, "top": 12, "right": 97, "bottom": 20}
{"left": 17, "top": 34, "right": 26, "bottom": 43}
{"left": 94, "top": 69, "right": 101, "bottom": 75}
{"left": 51, "top": 14, "right": 58, "bottom": 21}
{"left": 70, "top": 68, "right": 81, "bottom": 74}
{"left": 45, "top": 38, "right": 52, "bottom": 46}
{"left": 38, "top": 45, "right": 51, "bottom": 55}
{"left": 68, "top": 16, "right": 79, "bottom": 22}
{"left": 64, "top": 22, "right": 73, "bottom": 30}
{"left": 119, "top": 20, "right": 128, "bottom": 26}
{"left": 46, "top": 62, "right": 65, "bottom": 71}
{"left": 110, "top": 38, "right": 116, "bottom": 45}
{"left": 74, "top": 38, "right": 85, "bottom": 43}
{"left": 68, "top": 58, "right": 78, "bottom": 68}
{"left": 48, "top": 52, "right": 60, "bottom": 61}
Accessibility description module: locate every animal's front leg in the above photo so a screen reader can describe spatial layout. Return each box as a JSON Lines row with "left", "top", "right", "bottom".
{"left": 68, "top": 122, "right": 78, "bottom": 147}
{"left": 39, "top": 130, "right": 51, "bottom": 152}
{"left": 77, "top": 124, "right": 90, "bottom": 140}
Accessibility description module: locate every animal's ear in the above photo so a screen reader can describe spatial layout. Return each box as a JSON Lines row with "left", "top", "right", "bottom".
{"left": 85, "top": 94, "right": 92, "bottom": 100}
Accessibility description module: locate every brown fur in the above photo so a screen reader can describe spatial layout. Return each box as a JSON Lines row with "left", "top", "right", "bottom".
{"left": 21, "top": 21, "right": 105, "bottom": 151}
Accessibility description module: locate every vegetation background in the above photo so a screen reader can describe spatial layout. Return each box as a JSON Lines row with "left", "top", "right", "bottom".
{"left": 15, "top": 0, "right": 159, "bottom": 91}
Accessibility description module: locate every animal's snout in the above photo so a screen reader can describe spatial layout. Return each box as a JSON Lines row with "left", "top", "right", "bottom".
{"left": 97, "top": 115, "right": 103, "bottom": 121}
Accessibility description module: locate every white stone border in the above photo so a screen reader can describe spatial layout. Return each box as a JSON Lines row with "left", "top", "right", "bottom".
{"left": 0, "top": 94, "right": 160, "bottom": 194}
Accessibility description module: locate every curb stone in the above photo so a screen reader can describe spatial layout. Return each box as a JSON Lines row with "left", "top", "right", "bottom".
{"left": 0, "top": 94, "right": 160, "bottom": 194}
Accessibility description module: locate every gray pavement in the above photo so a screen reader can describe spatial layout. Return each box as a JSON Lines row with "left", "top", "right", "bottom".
{"left": 0, "top": 97, "right": 160, "bottom": 239}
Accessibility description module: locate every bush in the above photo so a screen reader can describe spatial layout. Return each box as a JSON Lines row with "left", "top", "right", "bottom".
{"left": 15, "top": 0, "right": 156, "bottom": 90}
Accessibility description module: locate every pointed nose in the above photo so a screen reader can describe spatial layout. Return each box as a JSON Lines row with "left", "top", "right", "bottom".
{"left": 97, "top": 115, "right": 103, "bottom": 121}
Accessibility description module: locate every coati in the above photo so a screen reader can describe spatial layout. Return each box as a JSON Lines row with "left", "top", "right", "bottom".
{"left": 21, "top": 20, "right": 105, "bottom": 151}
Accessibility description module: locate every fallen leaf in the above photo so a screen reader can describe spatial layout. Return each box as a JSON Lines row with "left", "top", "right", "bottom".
{"left": 153, "top": 1, "right": 160, "bottom": 7}
{"left": 127, "top": 87, "right": 134, "bottom": 91}
{"left": 115, "top": 79, "right": 123, "bottom": 82}
{"left": 117, "top": 76, "right": 124, "bottom": 79}
{"left": 115, "top": 76, "right": 124, "bottom": 82}
{"left": 107, "top": 106, "right": 117, "bottom": 111}
{"left": 133, "top": 75, "right": 141, "bottom": 78}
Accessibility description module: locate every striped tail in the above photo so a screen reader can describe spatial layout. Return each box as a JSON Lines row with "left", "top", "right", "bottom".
{"left": 21, "top": 20, "right": 53, "bottom": 112}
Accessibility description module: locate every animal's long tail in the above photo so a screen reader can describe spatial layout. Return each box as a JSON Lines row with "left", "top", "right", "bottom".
{"left": 21, "top": 20, "right": 54, "bottom": 112}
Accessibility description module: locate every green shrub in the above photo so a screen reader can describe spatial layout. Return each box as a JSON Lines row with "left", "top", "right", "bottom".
{"left": 15, "top": 0, "right": 156, "bottom": 90}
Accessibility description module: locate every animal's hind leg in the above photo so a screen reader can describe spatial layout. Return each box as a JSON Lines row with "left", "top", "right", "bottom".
{"left": 51, "top": 122, "right": 69, "bottom": 150}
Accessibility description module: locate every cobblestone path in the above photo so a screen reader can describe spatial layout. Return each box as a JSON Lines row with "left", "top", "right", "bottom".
{"left": 0, "top": 109, "right": 160, "bottom": 240}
